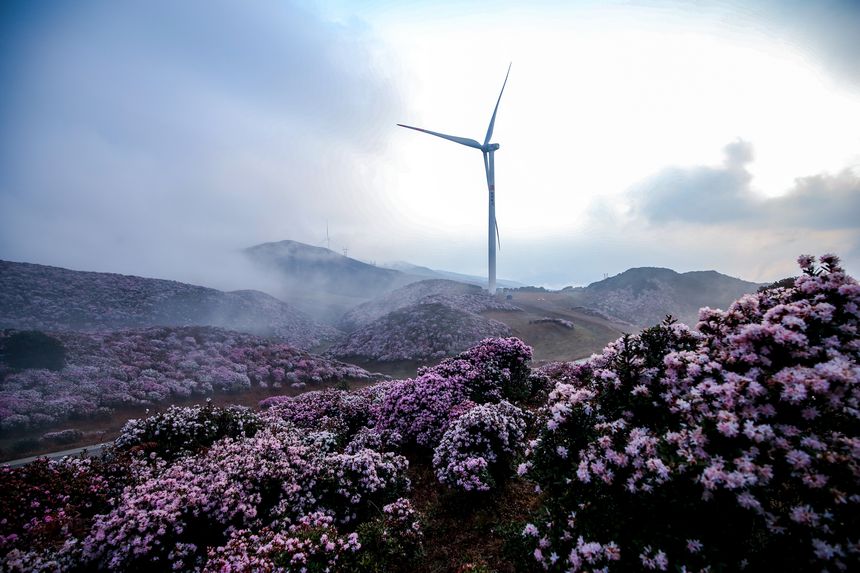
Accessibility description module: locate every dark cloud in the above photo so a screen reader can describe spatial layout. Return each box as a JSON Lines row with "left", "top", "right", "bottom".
{"left": 771, "top": 169, "right": 860, "bottom": 230}
{"left": 630, "top": 139, "right": 756, "bottom": 224}
{"left": 630, "top": 139, "right": 860, "bottom": 232}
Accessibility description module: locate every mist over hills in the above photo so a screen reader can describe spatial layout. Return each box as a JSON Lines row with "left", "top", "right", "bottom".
{"left": 244, "top": 240, "right": 419, "bottom": 323}
{"left": 0, "top": 260, "right": 337, "bottom": 350}
{"left": 565, "top": 266, "right": 762, "bottom": 327}
{"left": 383, "top": 261, "right": 525, "bottom": 289}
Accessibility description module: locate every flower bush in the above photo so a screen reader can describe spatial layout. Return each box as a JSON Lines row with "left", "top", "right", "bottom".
{"left": 433, "top": 401, "right": 528, "bottom": 492}
{"left": 373, "top": 337, "right": 534, "bottom": 449}
{"left": 260, "top": 388, "right": 372, "bottom": 439}
{"left": 114, "top": 401, "right": 262, "bottom": 459}
{"left": 521, "top": 255, "right": 860, "bottom": 571}
{"left": 0, "top": 457, "right": 112, "bottom": 560}
{"left": 203, "top": 513, "right": 361, "bottom": 573}
{"left": 353, "top": 498, "right": 424, "bottom": 572}
{"left": 0, "top": 326, "right": 381, "bottom": 431}
{"left": 80, "top": 425, "right": 409, "bottom": 571}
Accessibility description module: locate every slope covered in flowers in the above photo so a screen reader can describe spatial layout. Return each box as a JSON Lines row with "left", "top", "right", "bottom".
{"left": 339, "top": 279, "right": 520, "bottom": 331}
{"left": 0, "top": 255, "right": 857, "bottom": 572}
{"left": 327, "top": 302, "right": 513, "bottom": 362}
{"left": 0, "top": 337, "right": 538, "bottom": 572}
{"left": 0, "top": 326, "right": 381, "bottom": 432}
{"left": 0, "top": 260, "right": 337, "bottom": 349}
{"left": 521, "top": 254, "right": 859, "bottom": 571}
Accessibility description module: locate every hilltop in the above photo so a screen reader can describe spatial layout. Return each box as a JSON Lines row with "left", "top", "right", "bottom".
{"left": 0, "top": 260, "right": 337, "bottom": 349}
{"left": 328, "top": 302, "right": 512, "bottom": 362}
{"left": 244, "top": 240, "right": 422, "bottom": 322}
{"left": 339, "top": 278, "right": 520, "bottom": 332}
{"left": 564, "top": 266, "right": 761, "bottom": 326}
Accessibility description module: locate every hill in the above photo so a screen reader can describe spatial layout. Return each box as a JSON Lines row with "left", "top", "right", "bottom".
{"left": 244, "top": 240, "right": 423, "bottom": 322}
{"left": 564, "top": 266, "right": 761, "bottom": 326}
{"left": 327, "top": 302, "right": 512, "bottom": 362}
{"left": 383, "top": 261, "right": 525, "bottom": 289}
{"left": 0, "top": 325, "right": 383, "bottom": 435}
{"left": 0, "top": 260, "right": 337, "bottom": 349}
{"left": 340, "top": 279, "right": 520, "bottom": 332}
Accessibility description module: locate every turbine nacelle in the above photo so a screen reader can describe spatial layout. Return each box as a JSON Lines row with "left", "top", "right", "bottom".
{"left": 483, "top": 143, "right": 500, "bottom": 152}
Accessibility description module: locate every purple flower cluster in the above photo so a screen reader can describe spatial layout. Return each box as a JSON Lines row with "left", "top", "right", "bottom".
{"left": 79, "top": 423, "right": 409, "bottom": 571}
{"left": 0, "top": 259, "right": 338, "bottom": 349}
{"left": 203, "top": 513, "right": 360, "bottom": 572}
{"left": 522, "top": 255, "right": 860, "bottom": 571}
{"left": 374, "top": 338, "right": 534, "bottom": 448}
{"left": 114, "top": 402, "right": 261, "bottom": 459}
{"left": 0, "top": 326, "right": 381, "bottom": 431}
{"left": 328, "top": 302, "right": 512, "bottom": 362}
{"left": 259, "top": 388, "right": 372, "bottom": 438}
{"left": 433, "top": 401, "right": 528, "bottom": 491}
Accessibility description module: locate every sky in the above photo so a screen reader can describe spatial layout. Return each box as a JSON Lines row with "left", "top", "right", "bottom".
{"left": 1, "top": 0, "right": 859, "bottom": 289}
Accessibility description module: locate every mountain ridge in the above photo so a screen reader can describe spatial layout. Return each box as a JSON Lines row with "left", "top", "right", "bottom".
{"left": 0, "top": 259, "right": 337, "bottom": 349}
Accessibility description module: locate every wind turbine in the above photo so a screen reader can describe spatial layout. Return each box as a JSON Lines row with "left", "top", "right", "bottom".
{"left": 398, "top": 63, "right": 511, "bottom": 295}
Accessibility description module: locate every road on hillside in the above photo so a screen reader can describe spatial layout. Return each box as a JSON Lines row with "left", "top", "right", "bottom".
{"left": 2, "top": 441, "right": 113, "bottom": 468}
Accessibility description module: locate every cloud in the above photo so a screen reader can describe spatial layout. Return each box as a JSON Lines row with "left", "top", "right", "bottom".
{"left": 630, "top": 139, "right": 860, "bottom": 232}
{"left": 0, "top": 0, "right": 402, "bottom": 287}
{"left": 630, "top": 139, "right": 756, "bottom": 224}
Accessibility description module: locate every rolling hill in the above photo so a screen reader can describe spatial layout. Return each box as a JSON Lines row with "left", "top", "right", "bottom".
{"left": 564, "top": 267, "right": 761, "bottom": 327}
{"left": 244, "top": 240, "right": 423, "bottom": 322}
{"left": 0, "top": 260, "right": 337, "bottom": 349}
{"left": 339, "top": 279, "right": 520, "bottom": 332}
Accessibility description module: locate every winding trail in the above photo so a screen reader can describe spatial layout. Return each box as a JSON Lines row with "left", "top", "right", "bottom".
{"left": 2, "top": 441, "right": 113, "bottom": 468}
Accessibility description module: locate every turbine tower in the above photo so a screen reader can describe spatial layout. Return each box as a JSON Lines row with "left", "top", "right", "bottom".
{"left": 398, "top": 63, "right": 511, "bottom": 295}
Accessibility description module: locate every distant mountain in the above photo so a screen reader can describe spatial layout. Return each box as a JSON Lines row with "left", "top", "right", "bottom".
{"left": 245, "top": 241, "right": 413, "bottom": 297}
{"left": 383, "top": 261, "right": 525, "bottom": 289}
{"left": 565, "top": 267, "right": 761, "bottom": 327}
{"left": 244, "top": 241, "right": 425, "bottom": 322}
{"left": 0, "top": 260, "right": 338, "bottom": 349}
{"left": 339, "top": 279, "right": 520, "bottom": 332}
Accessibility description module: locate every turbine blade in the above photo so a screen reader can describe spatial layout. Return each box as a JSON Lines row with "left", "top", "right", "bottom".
{"left": 495, "top": 217, "right": 501, "bottom": 250}
{"left": 397, "top": 124, "right": 482, "bottom": 149}
{"left": 484, "top": 63, "right": 511, "bottom": 146}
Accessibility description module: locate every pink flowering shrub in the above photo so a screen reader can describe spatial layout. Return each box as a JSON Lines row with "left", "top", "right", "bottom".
{"left": 521, "top": 255, "right": 860, "bottom": 571}
{"left": 0, "top": 457, "right": 112, "bottom": 561}
{"left": 0, "top": 326, "right": 381, "bottom": 431}
{"left": 425, "top": 337, "right": 535, "bottom": 402}
{"left": 353, "top": 498, "right": 424, "bottom": 572}
{"left": 260, "top": 388, "right": 372, "bottom": 439}
{"left": 433, "top": 401, "right": 528, "bottom": 492}
{"left": 374, "top": 337, "right": 534, "bottom": 449}
{"left": 80, "top": 424, "right": 409, "bottom": 571}
{"left": 203, "top": 513, "right": 361, "bottom": 572}
{"left": 114, "top": 402, "right": 262, "bottom": 459}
